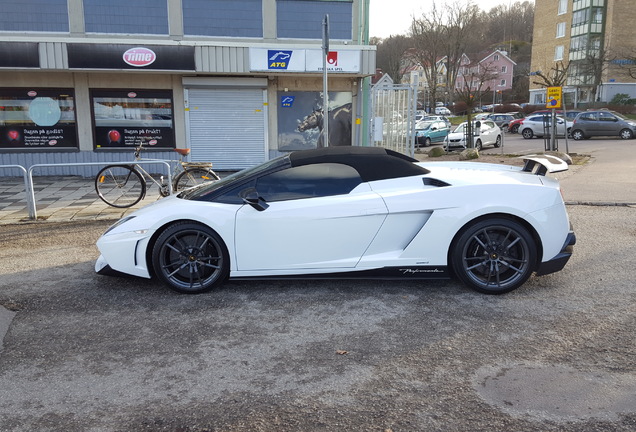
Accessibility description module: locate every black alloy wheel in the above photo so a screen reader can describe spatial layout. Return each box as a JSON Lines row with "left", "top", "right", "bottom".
{"left": 152, "top": 222, "right": 229, "bottom": 294}
{"left": 451, "top": 218, "right": 537, "bottom": 294}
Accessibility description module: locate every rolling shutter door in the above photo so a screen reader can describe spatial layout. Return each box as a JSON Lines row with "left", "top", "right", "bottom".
{"left": 187, "top": 88, "right": 267, "bottom": 170}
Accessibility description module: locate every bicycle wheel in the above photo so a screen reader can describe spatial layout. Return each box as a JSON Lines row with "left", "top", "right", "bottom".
{"left": 95, "top": 165, "right": 146, "bottom": 208}
{"left": 173, "top": 167, "right": 220, "bottom": 192}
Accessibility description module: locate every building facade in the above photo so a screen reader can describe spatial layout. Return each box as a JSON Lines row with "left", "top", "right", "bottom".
{"left": 529, "top": 0, "right": 636, "bottom": 107}
{"left": 0, "top": 0, "right": 375, "bottom": 177}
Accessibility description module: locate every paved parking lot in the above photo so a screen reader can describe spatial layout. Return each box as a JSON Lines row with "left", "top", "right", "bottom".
{"left": 0, "top": 136, "right": 635, "bottom": 431}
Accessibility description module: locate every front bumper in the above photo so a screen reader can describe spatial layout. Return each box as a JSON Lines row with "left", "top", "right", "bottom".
{"left": 536, "top": 231, "right": 576, "bottom": 276}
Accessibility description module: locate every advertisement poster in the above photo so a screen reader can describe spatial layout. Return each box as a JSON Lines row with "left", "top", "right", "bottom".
{"left": 92, "top": 90, "right": 175, "bottom": 149}
{"left": 277, "top": 91, "right": 352, "bottom": 151}
{"left": 0, "top": 88, "right": 77, "bottom": 149}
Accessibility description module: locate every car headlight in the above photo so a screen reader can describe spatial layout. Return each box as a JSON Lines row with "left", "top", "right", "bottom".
{"left": 103, "top": 216, "right": 136, "bottom": 235}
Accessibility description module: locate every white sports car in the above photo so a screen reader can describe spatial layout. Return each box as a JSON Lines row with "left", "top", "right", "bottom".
{"left": 95, "top": 147, "right": 575, "bottom": 295}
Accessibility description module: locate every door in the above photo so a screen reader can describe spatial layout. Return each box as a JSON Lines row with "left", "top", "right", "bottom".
{"left": 186, "top": 88, "right": 267, "bottom": 170}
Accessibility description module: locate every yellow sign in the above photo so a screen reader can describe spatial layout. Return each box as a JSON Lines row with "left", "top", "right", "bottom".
{"left": 546, "top": 86, "right": 562, "bottom": 109}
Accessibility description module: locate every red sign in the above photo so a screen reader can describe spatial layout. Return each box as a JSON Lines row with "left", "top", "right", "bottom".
{"left": 327, "top": 51, "right": 338, "bottom": 66}
{"left": 122, "top": 47, "right": 156, "bottom": 67}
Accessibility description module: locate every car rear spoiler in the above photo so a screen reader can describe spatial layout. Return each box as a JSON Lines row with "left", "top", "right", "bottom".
{"left": 520, "top": 154, "right": 569, "bottom": 176}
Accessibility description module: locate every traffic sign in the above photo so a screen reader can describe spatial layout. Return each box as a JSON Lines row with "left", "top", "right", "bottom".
{"left": 546, "top": 86, "right": 562, "bottom": 109}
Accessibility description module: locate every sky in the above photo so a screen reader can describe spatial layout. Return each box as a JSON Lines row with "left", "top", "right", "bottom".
{"left": 369, "top": 0, "right": 532, "bottom": 39}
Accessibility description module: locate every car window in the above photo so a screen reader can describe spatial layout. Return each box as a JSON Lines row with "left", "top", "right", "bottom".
{"left": 598, "top": 112, "right": 617, "bottom": 122}
{"left": 255, "top": 163, "right": 362, "bottom": 202}
{"left": 578, "top": 112, "right": 597, "bottom": 121}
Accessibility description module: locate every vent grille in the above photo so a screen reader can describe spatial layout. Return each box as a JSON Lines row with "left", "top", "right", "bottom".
{"left": 423, "top": 178, "right": 450, "bottom": 187}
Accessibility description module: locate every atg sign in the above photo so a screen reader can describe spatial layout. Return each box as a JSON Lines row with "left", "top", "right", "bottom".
{"left": 249, "top": 48, "right": 360, "bottom": 73}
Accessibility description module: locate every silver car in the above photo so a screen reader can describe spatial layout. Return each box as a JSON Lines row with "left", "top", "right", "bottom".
{"left": 571, "top": 110, "right": 636, "bottom": 140}
{"left": 519, "top": 115, "right": 572, "bottom": 139}
{"left": 444, "top": 120, "right": 502, "bottom": 150}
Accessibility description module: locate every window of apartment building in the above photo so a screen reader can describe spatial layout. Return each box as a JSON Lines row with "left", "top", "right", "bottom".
{"left": 0, "top": 0, "right": 68, "bottom": 32}
{"left": 183, "top": 0, "right": 262, "bottom": 37}
{"left": 501, "top": 66, "right": 507, "bottom": 73}
{"left": 84, "top": 0, "right": 168, "bottom": 34}
{"left": 494, "top": 54, "right": 500, "bottom": 61}
{"left": 556, "top": 22, "right": 566, "bottom": 38}
{"left": 0, "top": 88, "right": 77, "bottom": 150}
{"left": 558, "top": 0, "right": 568, "bottom": 15}
{"left": 500, "top": 79, "right": 506, "bottom": 86}
{"left": 572, "top": 9, "right": 589, "bottom": 27}
{"left": 555, "top": 45, "right": 564, "bottom": 61}
{"left": 90, "top": 90, "right": 175, "bottom": 149}
{"left": 277, "top": 0, "right": 353, "bottom": 40}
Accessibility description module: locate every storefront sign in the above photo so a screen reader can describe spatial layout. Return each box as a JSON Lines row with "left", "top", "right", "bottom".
{"left": 68, "top": 44, "right": 195, "bottom": 71}
{"left": 250, "top": 48, "right": 361, "bottom": 73}
{"left": 0, "top": 42, "right": 39, "bottom": 68}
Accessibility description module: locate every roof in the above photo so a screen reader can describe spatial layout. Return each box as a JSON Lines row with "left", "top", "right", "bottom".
{"left": 289, "top": 146, "right": 429, "bottom": 182}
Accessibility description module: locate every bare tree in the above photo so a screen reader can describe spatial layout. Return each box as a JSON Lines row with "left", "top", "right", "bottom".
{"left": 531, "top": 61, "right": 569, "bottom": 87}
{"left": 372, "top": 35, "right": 412, "bottom": 83}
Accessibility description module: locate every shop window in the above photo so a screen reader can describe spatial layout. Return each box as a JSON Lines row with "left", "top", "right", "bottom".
{"left": 91, "top": 90, "right": 175, "bottom": 150}
{"left": 84, "top": 0, "right": 168, "bottom": 34}
{"left": 277, "top": 0, "right": 352, "bottom": 40}
{"left": 183, "top": 0, "right": 262, "bottom": 37}
{"left": 0, "top": 88, "right": 77, "bottom": 150}
{"left": 0, "top": 0, "right": 68, "bottom": 32}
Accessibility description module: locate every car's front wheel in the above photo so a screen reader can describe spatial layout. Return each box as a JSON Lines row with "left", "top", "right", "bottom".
{"left": 152, "top": 222, "right": 229, "bottom": 294}
{"left": 571, "top": 129, "right": 585, "bottom": 140}
{"left": 424, "top": 137, "right": 432, "bottom": 147}
{"left": 451, "top": 218, "right": 537, "bottom": 294}
{"left": 510, "top": 124, "right": 519, "bottom": 134}
{"left": 494, "top": 135, "right": 502, "bottom": 148}
{"left": 619, "top": 128, "right": 634, "bottom": 140}
{"left": 475, "top": 139, "right": 482, "bottom": 150}
{"left": 521, "top": 128, "right": 534, "bottom": 139}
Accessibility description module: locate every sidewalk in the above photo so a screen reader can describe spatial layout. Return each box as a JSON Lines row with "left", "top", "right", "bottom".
{"left": 0, "top": 176, "right": 161, "bottom": 225}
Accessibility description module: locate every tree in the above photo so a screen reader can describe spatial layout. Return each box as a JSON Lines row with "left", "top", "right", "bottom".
{"left": 372, "top": 35, "right": 412, "bottom": 84}
{"left": 531, "top": 61, "right": 569, "bottom": 87}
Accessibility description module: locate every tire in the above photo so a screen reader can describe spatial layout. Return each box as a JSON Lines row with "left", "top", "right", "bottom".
{"left": 423, "top": 137, "right": 432, "bottom": 147}
{"left": 619, "top": 128, "right": 634, "bottom": 140}
{"left": 95, "top": 165, "right": 145, "bottom": 208}
{"left": 152, "top": 222, "right": 229, "bottom": 294}
{"left": 475, "top": 139, "right": 482, "bottom": 151}
{"left": 510, "top": 124, "right": 519, "bottom": 134}
{"left": 521, "top": 128, "right": 534, "bottom": 139}
{"left": 451, "top": 218, "right": 537, "bottom": 294}
{"left": 571, "top": 129, "right": 585, "bottom": 141}
{"left": 173, "top": 168, "right": 220, "bottom": 192}
{"left": 494, "top": 135, "right": 502, "bottom": 148}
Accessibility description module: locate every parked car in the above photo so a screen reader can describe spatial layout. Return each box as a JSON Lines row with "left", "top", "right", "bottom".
{"left": 444, "top": 120, "right": 502, "bottom": 150}
{"left": 473, "top": 113, "right": 491, "bottom": 121}
{"left": 519, "top": 115, "right": 573, "bottom": 139}
{"left": 487, "top": 113, "right": 516, "bottom": 131}
{"left": 507, "top": 117, "right": 525, "bottom": 134}
{"left": 420, "top": 115, "right": 451, "bottom": 128}
{"left": 507, "top": 111, "right": 525, "bottom": 119}
{"left": 414, "top": 120, "right": 451, "bottom": 147}
{"left": 570, "top": 110, "right": 636, "bottom": 140}
{"left": 95, "top": 146, "right": 575, "bottom": 295}
{"left": 435, "top": 106, "right": 452, "bottom": 116}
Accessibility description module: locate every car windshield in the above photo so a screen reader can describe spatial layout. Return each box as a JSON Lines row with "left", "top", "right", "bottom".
{"left": 179, "top": 154, "right": 291, "bottom": 200}
{"left": 416, "top": 121, "right": 433, "bottom": 130}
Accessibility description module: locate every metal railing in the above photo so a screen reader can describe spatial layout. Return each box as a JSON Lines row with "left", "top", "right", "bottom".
{"left": 2, "top": 160, "right": 172, "bottom": 220}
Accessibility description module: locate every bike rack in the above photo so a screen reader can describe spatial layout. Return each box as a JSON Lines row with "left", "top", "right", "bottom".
{"left": 23, "top": 160, "right": 172, "bottom": 220}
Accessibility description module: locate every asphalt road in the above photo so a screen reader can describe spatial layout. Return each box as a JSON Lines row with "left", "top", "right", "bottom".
{"left": 0, "top": 200, "right": 635, "bottom": 430}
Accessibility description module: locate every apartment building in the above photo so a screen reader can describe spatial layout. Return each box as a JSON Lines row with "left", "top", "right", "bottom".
{"left": 529, "top": 0, "right": 636, "bottom": 106}
{"left": 0, "top": 0, "right": 375, "bottom": 176}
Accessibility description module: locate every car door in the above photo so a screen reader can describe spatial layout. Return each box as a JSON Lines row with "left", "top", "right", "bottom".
{"left": 597, "top": 111, "right": 620, "bottom": 136}
{"left": 234, "top": 163, "right": 388, "bottom": 271}
{"left": 480, "top": 121, "right": 497, "bottom": 144}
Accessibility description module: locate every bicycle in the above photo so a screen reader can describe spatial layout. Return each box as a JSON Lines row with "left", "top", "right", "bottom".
{"left": 95, "top": 144, "right": 220, "bottom": 208}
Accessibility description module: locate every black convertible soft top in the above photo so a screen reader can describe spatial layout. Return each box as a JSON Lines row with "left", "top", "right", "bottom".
{"left": 288, "top": 146, "right": 429, "bottom": 183}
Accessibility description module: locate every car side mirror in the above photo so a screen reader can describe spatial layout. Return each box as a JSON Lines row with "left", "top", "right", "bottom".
{"left": 431, "top": 127, "right": 437, "bottom": 131}
{"left": 241, "top": 189, "right": 269, "bottom": 211}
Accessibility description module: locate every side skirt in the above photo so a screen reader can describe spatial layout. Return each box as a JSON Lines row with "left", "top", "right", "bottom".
{"left": 230, "top": 266, "right": 450, "bottom": 281}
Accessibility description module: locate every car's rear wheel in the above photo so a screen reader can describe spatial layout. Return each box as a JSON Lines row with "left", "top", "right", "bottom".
{"left": 521, "top": 128, "right": 534, "bottom": 139}
{"left": 494, "top": 135, "right": 502, "bottom": 148}
{"left": 152, "top": 222, "right": 229, "bottom": 294}
{"left": 571, "top": 129, "right": 585, "bottom": 140}
{"left": 451, "top": 218, "right": 537, "bottom": 294}
{"left": 619, "top": 128, "right": 633, "bottom": 140}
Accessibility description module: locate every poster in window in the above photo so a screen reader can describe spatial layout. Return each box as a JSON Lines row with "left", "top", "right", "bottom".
{"left": 277, "top": 91, "right": 352, "bottom": 151}
{"left": 91, "top": 90, "right": 175, "bottom": 149}
{"left": 0, "top": 88, "right": 77, "bottom": 149}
